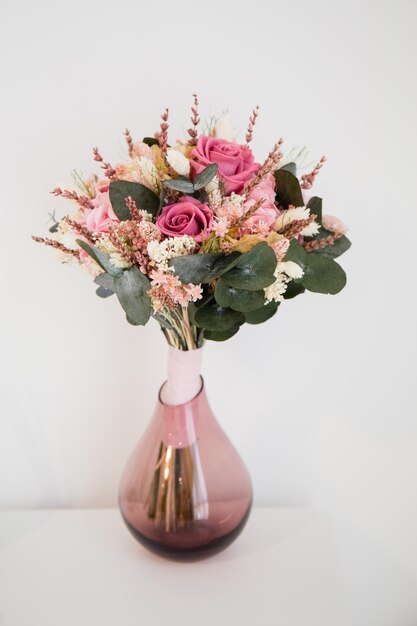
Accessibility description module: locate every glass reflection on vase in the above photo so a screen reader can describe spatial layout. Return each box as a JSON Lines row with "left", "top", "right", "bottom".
{"left": 119, "top": 378, "right": 252, "bottom": 561}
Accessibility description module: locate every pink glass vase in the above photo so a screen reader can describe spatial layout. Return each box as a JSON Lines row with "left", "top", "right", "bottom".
{"left": 119, "top": 349, "right": 252, "bottom": 561}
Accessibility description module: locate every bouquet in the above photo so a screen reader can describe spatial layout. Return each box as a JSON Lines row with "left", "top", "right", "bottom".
{"left": 33, "top": 96, "right": 350, "bottom": 350}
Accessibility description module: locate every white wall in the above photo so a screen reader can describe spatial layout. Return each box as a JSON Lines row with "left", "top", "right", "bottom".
{"left": 1, "top": 1, "right": 416, "bottom": 623}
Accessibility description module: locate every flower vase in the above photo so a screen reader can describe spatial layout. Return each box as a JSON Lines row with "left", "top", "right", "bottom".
{"left": 119, "top": 347, "right": 253, "bottom": 561}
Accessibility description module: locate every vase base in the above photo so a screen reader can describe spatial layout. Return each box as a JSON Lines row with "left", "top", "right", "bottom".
{"left": 120, "top": 503, "right": 252, "bottom": 562}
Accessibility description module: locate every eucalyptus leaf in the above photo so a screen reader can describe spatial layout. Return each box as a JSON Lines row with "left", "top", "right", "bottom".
{"left": 214, "top": 280, "right": 265, "bottom": 312}
{"left": 76, "top": 240, "right": 122, "bottom": 278}
{"left": 143, "top": 137, "right": 159, "bottom": 147}
{"left": 311, "top": 230, "right": 352, "bottom": 259}
{"left": 284, "top": 239, "right": 308, "bottom": 270}
{"left": 109, "top": 180, "right": 159, "bottom": 219}
{"left": 193, "top": 164, "right": 218, "bottom": 190}
{"left": 221, "top": 242, "right": 276, "bottom": 291}
{"left": 194, "top": 302, "right": 244, "bottom": 331}
{"left": 307, "top": 196, "right": 322, "bottom": 223}
{"left": 301, "top": 253, "right": 347, "bottom": 295}
{"left": 94, "top": 273, "right": 115, "bottom": 292}
{"left": 170, "top": 252, "right": 240, "bottom": 285}
{"left": 163, "top": 177, "right": 195, "bottom": 194}
{"left": 279, "top": 162, "right": 297, "bottom": 176}
{"left": 204, "top": 324, "right": 241, "bottom": 342}
{"left": 114, "top": 266, "right": 151, "bottom": 325}
{"left": 244, "top": 301, "right": 279, "bottom": 324}
{"left": 283, "top": 282, "right": 305, "bottom": 299}
{"left": 95, "top": 274, "right": 115, "bottom": 297}
{"left": 95, "top": 286, "right": 115, "bottom": 298}
{"left": 274, "top": 168, "right": 304, "bottom": 209}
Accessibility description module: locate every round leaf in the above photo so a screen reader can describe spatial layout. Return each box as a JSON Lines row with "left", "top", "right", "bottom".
{"left": 170, "top": 252, "right": 240, "bottom": 284}
{"left": 244, "top": 301, "right": 279, "bottom": 324}
{"left": 221, "top": 242, "right": 276, "bottom": 291}
{"left": 204, "top": 324, "right": 241, "bottom": 342}
{"left": 302, "top": 253, "right": 347, "bottom": 294}
{"left": 214, "top": 280, "right": 265, "bottom": 312}
{"left": 284, "top": 239, "right": 307, "bottom": 270}
{"left": 109, "top": 180, "right": 159, "bottom": 219}
{"left": 307, "top": 196, "right": 322, "bottom": 223}
{"left": 114, "top": 266, "right": 151, "bottom": 325}
{"left": 194, "top": 302, "right": 244, "bottom": 331}
{"left": 274, "top": 169, "right": 304, "bottom": 209}
{"left": 283, "top": 282, "right": 305, "bottom": 299}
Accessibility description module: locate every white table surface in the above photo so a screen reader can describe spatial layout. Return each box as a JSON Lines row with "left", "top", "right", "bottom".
{"left": 0, "top": 508, "right": 348, "bottom": 626}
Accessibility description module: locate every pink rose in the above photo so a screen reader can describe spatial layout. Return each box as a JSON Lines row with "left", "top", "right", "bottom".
{"left": 242, "top": 173, "right": 279, "bottom": 232}
{"left": 190, "top": 136, "right": 259, "bottom": 195}
{"left": 82, "top": 187, "right": 119, "bottom": 234}
{"left": 156, "top": 197, "right": 213, "bottom": 242}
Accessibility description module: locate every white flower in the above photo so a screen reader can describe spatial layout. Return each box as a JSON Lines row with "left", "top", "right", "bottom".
{"left": 264, "top": 271, "right": 289, "bottom": 303}
{"left": 213, "top": 113, "right": 234, "bottom": 141}
{"left": 300, "top": 221, "right": 320, "bottom": 237}
{"left": 274, "top": 206, "right": 310, "bottom": 231}
{"left": 138, "top": 157, "right": 160, "bottom": 192}
{"left": 109, "top": 252, "right": 131, "bottom": 269}
{"left": 205, "top": 174, "right": 220, "bottom": 194}
{"left": 139, "top": 210, "right": 153, "bottom": 223}
{"left": 277, "top": 260, "right": 304, "bottom": 280}
{"left": 166, "top": 148, "right": 190, "bottom": 176}
{"left": 95, "top": 235, "right": 131, "bottom": 269}
{"left": 147, "top": 236, "right": 196, "bottom": 271}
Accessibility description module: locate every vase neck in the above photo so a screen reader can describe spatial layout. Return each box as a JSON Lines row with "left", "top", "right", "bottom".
{"left": 160, "top": 346, "right": 204, "bottom": 406}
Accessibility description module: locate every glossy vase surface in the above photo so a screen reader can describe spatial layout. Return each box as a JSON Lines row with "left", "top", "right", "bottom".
{"left": 119, "top": 379, "right": 252, "bottom": 561}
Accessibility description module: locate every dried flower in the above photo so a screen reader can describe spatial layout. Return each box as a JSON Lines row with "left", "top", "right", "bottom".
{"left": 322, "top": 215, "right": 348, "bottom": 235}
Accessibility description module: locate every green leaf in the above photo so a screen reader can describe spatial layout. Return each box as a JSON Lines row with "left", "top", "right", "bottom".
{"left": 170, "top": 252, "right": 240, "bottom": 284}
{"left": 214, "top": 280, "right": 265, "bottom": 312}
{"left": 283, "top": 282, "right": 305, "bottom": 299}
{"left": 109, "top": 180, "right": 159, "bottom": 219}
{"left": 143, "top": 137, "right": 159, "bottom": 147}
{"left": 274, "top": 168, "right": 304, "bottom": 209}
{"left": 221, "top": 242, "right": 276, "bottom": 291}
{"left": 94, "top": 273, "right": 115, "bottom": 291}
{"left": 94, "top": 272, "right": 115, "bottom": 298}
{"left": 163, "top": 177, "right": 195, "bottom": 194}
{"left": 76, "top": 240, "right": 122, "bottom": 278}
{"left": 194, "top": 302, "right": 244, "bottom": 331}
{"left": 204, "top": 324, "right": 241, "bottom": 342}
{"left": 244, "top": 301, "right": 279, "bottom": 324}
{"left": 307, "top": 196, "right": 322, "bottom": 223}
{"left": 311, "top": 231, "right": 352, "bottom": 259}
{"left": 284, "top": 239, "right": 308, "bottom": 270}
{"left": 114, "top": 266, "right": 151, "bottom": 325}
{"left": 193, "top": 164, "right": 218, "bottom": 190}
{"left": 280, "top": 162, "right": 297, "bottom": 176}
{"left": 301, "top": 253, "right": 347, "bottom": 295}
{"left": 95, "top": 286, "right": 114, "bottom": 298}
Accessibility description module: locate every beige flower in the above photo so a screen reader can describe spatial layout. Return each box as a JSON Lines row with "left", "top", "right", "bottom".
{"left": 166, "top": 148, "right": 190, "bottom": 176}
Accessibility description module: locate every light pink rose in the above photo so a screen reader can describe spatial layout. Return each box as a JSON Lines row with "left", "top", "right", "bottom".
{"left": 190, "top": 136, "right": 259, "bottom": 195}
{"left": 156, "top": 196, "right": 213, "bottom": 242}
{"left": 82, "top": 187, "right": 119, "bottom": 234}
{"left": 242, "top": 173, "right": 279, "bottom": 231}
